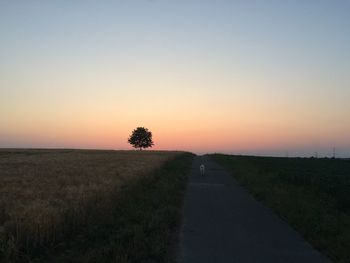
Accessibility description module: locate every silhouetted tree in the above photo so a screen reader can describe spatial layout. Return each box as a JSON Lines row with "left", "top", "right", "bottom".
{"left": 128, "top": 127, "right": 154, "bottom": 150}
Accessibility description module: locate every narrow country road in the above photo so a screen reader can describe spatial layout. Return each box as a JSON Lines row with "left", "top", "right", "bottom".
{"left": 178, "top": 156, "right": 330, "bottom": 263}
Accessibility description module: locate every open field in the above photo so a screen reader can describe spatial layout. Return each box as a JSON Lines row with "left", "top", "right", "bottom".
{"left": 211, "top": 154, "right": 350, "bottom": 263}
{"left": 0, "top": 149, "right": 194, "bottom": 262}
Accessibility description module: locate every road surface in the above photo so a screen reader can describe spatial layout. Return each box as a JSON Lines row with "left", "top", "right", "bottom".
{"left": 178, "top": 156, "right": 330, "bottom": 263}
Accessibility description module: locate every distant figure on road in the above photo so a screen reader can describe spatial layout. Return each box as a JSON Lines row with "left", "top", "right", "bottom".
{"left": 200, "top": 164, "right": 205, "bottom": 176}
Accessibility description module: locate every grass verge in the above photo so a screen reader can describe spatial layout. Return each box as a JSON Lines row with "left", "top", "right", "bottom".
{"left": 50, "top": 152, "right": 194, "bottom": 263}
{"left": 210, "top": 154, "right": 350, "bottom": 263}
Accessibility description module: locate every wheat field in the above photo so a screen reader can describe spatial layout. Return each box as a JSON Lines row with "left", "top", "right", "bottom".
{"left": 0, "top": 149, "right": 179, "bottom": 257}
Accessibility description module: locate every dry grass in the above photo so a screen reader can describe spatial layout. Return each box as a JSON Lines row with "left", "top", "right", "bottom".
{"left": 0, "top": 149, "right": 180, "bottom": 259}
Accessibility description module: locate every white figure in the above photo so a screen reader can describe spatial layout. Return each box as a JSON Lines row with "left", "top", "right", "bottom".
{"left": 200, "top": 164, "right": 205, "bottom": 176}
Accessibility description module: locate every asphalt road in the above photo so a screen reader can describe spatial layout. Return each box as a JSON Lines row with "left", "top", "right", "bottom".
{"left": 178, "top": 156, "right": 330, "bottom": 263}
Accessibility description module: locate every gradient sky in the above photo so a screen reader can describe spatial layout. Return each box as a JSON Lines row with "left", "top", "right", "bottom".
{"left": 1, "top": 0, "right": 350, "bottom": 156}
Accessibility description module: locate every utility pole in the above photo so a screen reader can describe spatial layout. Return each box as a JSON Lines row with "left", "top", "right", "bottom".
{"left": 333, "top": 147, "right": 336, "bottom": 159}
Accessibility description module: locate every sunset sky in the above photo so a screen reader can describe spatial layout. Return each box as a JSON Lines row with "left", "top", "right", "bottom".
{"left": 1, "top": 1, "right": 350, "bottom": 157}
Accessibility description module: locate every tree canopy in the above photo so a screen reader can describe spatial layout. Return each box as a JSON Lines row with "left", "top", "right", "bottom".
{"left": 128, "top": 127, "right": 154, "bottom": 150}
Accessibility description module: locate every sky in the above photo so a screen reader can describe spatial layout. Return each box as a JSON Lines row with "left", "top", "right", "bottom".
{"left": 1, "top": 0, "right": 350, "bottom": 157}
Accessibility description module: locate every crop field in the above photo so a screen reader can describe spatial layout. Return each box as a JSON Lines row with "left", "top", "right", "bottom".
{"left": 0, "top": 149, "right": 193, "bottom": 262}
{"left": 211, "top": 154, "right": 350, "bottom": 263}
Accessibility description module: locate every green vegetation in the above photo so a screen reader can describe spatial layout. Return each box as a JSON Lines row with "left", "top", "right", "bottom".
{"left": 0, "top": 150, "right": 194, "bottom": 262}
{"left": 128, "top": 127, "right": 154, "bottom": 150}
{"left": 211, "top": 154, "right": 350, "bottom": 263}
